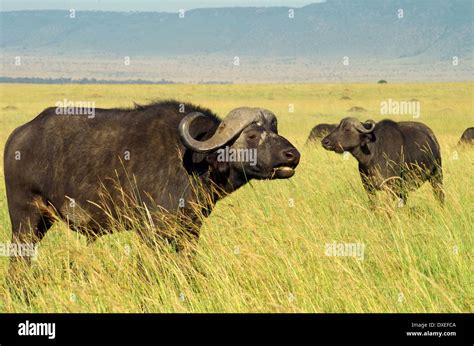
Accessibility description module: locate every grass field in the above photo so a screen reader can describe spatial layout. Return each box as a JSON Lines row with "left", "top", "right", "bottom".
{"left": 0, "top": 83, "right": 472, "bottom": 313}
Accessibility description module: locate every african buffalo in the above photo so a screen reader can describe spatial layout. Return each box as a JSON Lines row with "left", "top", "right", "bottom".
{"left": 4, "top": 100, "right": 300, "bottom": 272}
{"left": 459, "top": 127, "right": 474, "bottom": 144}
{"left": 306, "top": 123, "right": 337, "bottom": 143}
{"left": 322, "top": 117, "right": 444, "bottom": 205}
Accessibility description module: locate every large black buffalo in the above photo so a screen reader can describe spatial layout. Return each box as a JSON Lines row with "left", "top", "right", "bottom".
{"left": 322, "top": 117, "right": 444, "bottom": 205}
{"left": 306, "top": 123, "right": 337, "bottom": 143}
{"left": 4, "top": 100, "right": 300, "bottom": 270}
{"left": 459, "top": 127, "right": 474, "bottom": 144}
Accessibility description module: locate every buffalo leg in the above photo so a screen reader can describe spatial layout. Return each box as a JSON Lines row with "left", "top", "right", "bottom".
{"left": 429, "top": 168, "right": 445, "bottom": 205}
{"left": 359, "top": 170, "right": 376, "bottom": 208}
{"left": 7, "top": 198, "right": 54, "bottom": 291}
{"left": 175, "top": 225, "right": 208, "bottom": 280}
{"left": 397, "top": 191, "right": 408, "bottom": 207}
{"left": 392, "top": 173, "right": 408, "bottom": 207}
{"left": 136, "top": 227, "right": 201, "bottom": 282}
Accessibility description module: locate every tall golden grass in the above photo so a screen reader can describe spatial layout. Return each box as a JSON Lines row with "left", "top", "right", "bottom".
{"left": 0, "top": 83, "right": 472, "bottom": 312}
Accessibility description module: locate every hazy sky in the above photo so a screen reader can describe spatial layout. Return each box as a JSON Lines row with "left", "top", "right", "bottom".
{"left": 1, "top": 0, "right": 321, "bottom": 12}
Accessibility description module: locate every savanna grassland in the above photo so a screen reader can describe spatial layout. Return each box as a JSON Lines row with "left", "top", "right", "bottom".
{"left": 0, "top": 83, "right": 472, "bottom": 312}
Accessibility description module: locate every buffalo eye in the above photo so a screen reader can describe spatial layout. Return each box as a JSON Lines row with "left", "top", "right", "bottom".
{"left": 247, "top": 133, "right": 258, "bottom": 140}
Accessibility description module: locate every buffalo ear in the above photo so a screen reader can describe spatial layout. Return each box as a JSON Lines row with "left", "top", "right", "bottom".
{"left": 206, "top": 152, "right": 229, "bottom": 174}
{"left": 183, "top": 150, "right": 209, "bottom": 175}
{"left": 360, "top": 133, "right": 375, "bottom": 146}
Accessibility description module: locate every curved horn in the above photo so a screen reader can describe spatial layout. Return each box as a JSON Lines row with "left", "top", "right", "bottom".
{"left": 179, "top": 108, "right": 265, "bottom": 153}
{"left": 355, "top": 120, "right": 376, "bottom": 133}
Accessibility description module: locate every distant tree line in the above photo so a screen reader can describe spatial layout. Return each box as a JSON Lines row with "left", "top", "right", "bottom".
{"left": 0, "top": 77, "right": 176, "bottom": 84}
